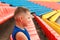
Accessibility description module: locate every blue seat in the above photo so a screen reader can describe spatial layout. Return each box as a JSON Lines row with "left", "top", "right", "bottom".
{"left": 0, "top": 0, "right": 52, "bottom": 16}
{"left": 0, "top": 0, "right": 28, "bottom": 2}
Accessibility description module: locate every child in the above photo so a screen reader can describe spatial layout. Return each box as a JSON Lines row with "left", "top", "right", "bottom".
{"left": 10, "top": 7, "right": 33, "bottom": 40}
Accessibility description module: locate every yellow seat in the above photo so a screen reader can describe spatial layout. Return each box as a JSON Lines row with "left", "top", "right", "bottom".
{"left": 50, "top": 22, "right": 60, "bottom": 27}
{"left": 49, "top": 12, "right": 60, "bottom": 22}
{"left": 42, "top": 10, "right": 60, "bottom": 35}
{"left": 42, "top": 10, "right": 57, "bottom": 19}
{"left": 49, "top": 10, "right": 60, "bottom": 27}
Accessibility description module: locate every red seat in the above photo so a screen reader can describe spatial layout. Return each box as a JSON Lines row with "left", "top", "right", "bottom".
{"left": 34, "top": 14, "right": 60, "bottom": 40}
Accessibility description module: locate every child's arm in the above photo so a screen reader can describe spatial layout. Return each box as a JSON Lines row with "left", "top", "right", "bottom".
{"left": 10, "top": 32, "right": 28, "bottom": 40}
{"left": 16, "top": 32, "right": 28, "bottom": 40}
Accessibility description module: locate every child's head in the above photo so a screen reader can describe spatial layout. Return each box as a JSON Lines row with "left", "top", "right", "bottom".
{"left": 14, "top": 7, "right": 31, "bottom": 26}
{"left": 14, "top": 7, "right": 30, "bottom": 18}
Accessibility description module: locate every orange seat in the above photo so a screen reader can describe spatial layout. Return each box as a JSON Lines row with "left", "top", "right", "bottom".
{"left": 0, "top": 7, "right": 16, "bottom": 24}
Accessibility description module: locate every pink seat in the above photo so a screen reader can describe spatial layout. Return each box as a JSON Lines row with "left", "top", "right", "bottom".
{"left": 25, "top": 17, "right": 40, "bottom": 40}
{"left": 30, "top": 1, "right": 60, "bottom": 10}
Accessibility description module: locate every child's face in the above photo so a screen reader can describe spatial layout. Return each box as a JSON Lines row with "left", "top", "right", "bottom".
{"left": 15, "top": 12, "right": 32, "bottom": 26}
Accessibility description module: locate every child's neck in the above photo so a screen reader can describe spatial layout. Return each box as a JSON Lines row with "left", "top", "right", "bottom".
{"left": 16, "top": 21, "right": 25, "bottom": 30}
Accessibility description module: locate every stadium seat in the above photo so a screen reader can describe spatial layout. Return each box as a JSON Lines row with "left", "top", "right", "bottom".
{"left": 34, "top": 14, "right": 60, "bottom": 40}
{"left": 42, "top": 10, "right": 57, "bottom": 18}
{"left": 25, "top": 18, "right": 40, "bottom": 40}
{"left": 0, "top": 7, "right": 16, "bottom": 24}
{"left": 42, "top": 11, "right": 60, "bottom": 34}
{"left": 49, "top": 10, "right": 60, "bottom": 22}
{"left": 49, "top": 10, "right": 60, "bottom": 29}
{"left": 31, "top": 1, "right": 60, "bottom": 10}
{"left": 0, "top": 1, "right": 52, "bottom": 16}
